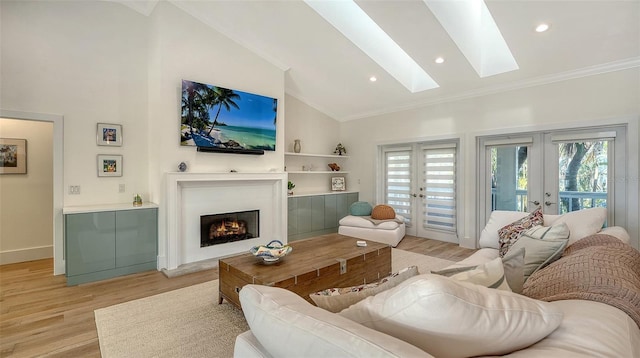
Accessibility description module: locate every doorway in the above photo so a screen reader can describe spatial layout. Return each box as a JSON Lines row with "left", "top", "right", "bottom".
{"left": 0, "top": 110, "right": 64, "bottom": 274}
{"left": 478, "top": 125, "right": 627, "bottom": 230}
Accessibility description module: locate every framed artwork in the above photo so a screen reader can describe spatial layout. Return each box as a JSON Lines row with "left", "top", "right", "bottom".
{"left": 0, "top": 138, "right": 27, "bottom": 174}
{"left": 97, "top": 154, "right": 123, "bottom": 177}
{"left": 97, "top": 123, "right": 123, "bottom": 146}
{"left": 331, "top": 176, "right": 346, "bottom": 191}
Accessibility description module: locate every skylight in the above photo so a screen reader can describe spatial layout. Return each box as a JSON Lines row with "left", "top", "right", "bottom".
{"left": 304, "top": 0, "right": 439, "bottom": 93}
{"left": 423, "top": 0, "right": 519, "bottom": 77}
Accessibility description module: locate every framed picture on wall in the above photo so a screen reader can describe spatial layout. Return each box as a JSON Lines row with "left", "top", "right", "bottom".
{"left": 97, "top": 123, "right": 123, "bottom": 146}
{"left": 97, "top": 154, "right": 123, "bottom": 177}
{"left": 0, "top": 138, "right": 27, "bottom": 174}
{"left": 331, "top": 176, "right": 346, "bottom": 191}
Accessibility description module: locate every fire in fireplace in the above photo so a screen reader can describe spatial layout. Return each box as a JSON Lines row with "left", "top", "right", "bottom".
{"left": 200, "top": 210, "right": 259, "bottom": 247}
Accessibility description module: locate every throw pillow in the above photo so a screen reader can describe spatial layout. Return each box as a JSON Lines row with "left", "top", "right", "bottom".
{"left": 309, "top": 266, "right": 419, "bottom": 313}
{"left": 239, "top": 284, "right": 429, "bottom": 357}
{"left": 498, "top": 207, "right": 544, "bottom": 257}
{"left": 502, "top": 247, "right": 526, "bottom": 294}
{"left": 521, "top": 223, "right": 570, "bottom": 241}
{"left": 432, "top": 257, "right": 511, "bottom": 291}
{"left": 339, "top": 274, "right": 563, "bottom": 358}
{"left": 349, "top": 201, "right": 373, "bottom": 216}
{"left": 371, "top": 204, "right": 396, "bottom": 220}
{"left": 549, "top": 207, "right": 607, "bottom": 245}
{"left": 507, "top": 234, "right": 568, "bottom": 280}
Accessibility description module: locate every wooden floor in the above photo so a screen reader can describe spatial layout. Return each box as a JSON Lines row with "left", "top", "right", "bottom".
{"left": 0, "top": 235, "right": 474, "bottom": 357}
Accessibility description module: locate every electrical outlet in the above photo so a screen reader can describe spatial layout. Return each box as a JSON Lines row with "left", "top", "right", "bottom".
{"left": 119, "top": 184, "right": 125, "bottom": 193}
{"left": 68, "top": 185, "right": 81, "bottom": 195}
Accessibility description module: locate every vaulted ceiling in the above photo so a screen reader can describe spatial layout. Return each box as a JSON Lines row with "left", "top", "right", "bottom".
{"left": 116, "top": 0, "right": 640, "bottom": 121}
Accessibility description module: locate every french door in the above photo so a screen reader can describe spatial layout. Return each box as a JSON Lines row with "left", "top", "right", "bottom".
{"left": 381, "top": 141, "right": 458, "bottom": 243}
{"left": 478, "top": 125, "right": 627, "bottom": 230}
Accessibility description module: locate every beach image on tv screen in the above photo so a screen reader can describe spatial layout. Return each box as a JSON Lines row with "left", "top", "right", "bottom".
{"left": 180, "top": 79, "right": 277, "bottom": 151}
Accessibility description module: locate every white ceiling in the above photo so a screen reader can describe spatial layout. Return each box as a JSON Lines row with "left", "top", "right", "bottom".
{"left": 116, "top": 0, "right": 640, "bottom": 121}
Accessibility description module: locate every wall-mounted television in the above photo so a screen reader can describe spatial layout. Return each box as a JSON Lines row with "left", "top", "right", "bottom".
{"left": 180, "top": 79, "right": 277, "bottom": 155}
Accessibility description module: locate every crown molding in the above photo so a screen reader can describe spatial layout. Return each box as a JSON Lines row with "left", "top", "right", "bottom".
{"left": 341, "top": 57, "right": 640, "bottom": 122}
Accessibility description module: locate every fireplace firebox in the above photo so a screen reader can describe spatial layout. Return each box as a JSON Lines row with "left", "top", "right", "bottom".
{"left": 200, "top": 210, "right": 259, "bottom": 247}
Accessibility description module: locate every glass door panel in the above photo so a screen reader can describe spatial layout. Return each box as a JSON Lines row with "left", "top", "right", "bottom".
{"left": 491, "top": 146, "right": 530, "bottom": 212}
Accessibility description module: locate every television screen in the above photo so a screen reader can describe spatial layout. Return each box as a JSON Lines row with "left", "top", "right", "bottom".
{"left": 181, "top": 79, "right": 277, "bottom": 153}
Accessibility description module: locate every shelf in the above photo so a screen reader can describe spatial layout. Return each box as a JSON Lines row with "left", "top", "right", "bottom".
{"left": 285, "top": 152, "right": 349, "bottom": 159}
{"left": 287, "top": 171, "right": 350, "bottom": 174}
{"left": 287, "top": 190, "right": 358, "bottom": 198}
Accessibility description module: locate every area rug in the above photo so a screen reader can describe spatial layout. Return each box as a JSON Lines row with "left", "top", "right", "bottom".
{"left": 95, "top": 249, "right": 455, "bottom": 358}
{"left": 94, "top": 280, "right": 247, "bottom": 358}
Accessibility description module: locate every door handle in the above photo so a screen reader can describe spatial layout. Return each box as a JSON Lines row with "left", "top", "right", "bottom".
{"left": 419, "top": 194, "right": 425, "bottom": 198}
{"left": 411, "top": 193, "right": 417, "bottom": 197}
{"left": 529, "top": 200, "right": 540, "bottom": 206}
{"left": 545, "top": 201, "right": 556, "bottom": 206}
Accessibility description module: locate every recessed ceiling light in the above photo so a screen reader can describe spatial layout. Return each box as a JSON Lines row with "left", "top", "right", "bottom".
{"left": 435, "top": 57, "right": 445, "bottom": 64}
{"left": 369, "top": 76, "right": 377, "bottom": 82}
{"left": 535, "top": 23, "right": 550, "bottom": 33}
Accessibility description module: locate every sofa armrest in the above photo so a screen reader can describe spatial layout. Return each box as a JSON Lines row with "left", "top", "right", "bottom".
{"left": 598, "top": 226, "right": 630, "bottom": 244}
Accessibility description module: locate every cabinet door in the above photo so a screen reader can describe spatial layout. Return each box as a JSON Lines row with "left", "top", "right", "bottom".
{"left": 65, "top": 212, "right": 116, "bottom": 276}
{"left": 324, "top": 194, "right": 338, "bottom": 229}
{"left": 288, "top": 197, "right": 298, "bottom": 235}
{"left": 297, "top": 197, "right": 312, "bottom": 234}
{"left": 115, "top": 209, "right": 157, "bottom": 268}
{"left": 311, "top": 196, "right": 325, "bottom": 231}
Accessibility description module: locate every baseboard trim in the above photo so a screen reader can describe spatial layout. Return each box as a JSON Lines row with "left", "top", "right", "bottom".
{"left": 0, "top": 245, "right": 53, "bottom": 265}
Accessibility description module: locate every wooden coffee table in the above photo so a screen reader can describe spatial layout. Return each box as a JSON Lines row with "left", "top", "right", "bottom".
{"left": 218, "top": 233, "right": 391, "bottom": 309}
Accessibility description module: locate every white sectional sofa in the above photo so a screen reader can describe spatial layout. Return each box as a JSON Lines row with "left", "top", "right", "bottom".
{"left": 234, "top": 208, "right": 640, "bottom": 357}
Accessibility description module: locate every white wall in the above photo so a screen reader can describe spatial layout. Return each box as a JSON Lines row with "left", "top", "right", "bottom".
{"left": 284, "top": 94, "right": 343, "bottom": 194}
{"left": 0, "top": 1, "right": 150, "bottom": 206}
{"left": 145, "top": 2, "right": 285, "bottom": 264}
{"left": 0, "top": 119, "right": 53, "bottom": 264}
{"left": 0, "top": 1, "right": 286, "bottom": 269}
{"left": 341, "top": 69, "right": 640, "bottom": 249}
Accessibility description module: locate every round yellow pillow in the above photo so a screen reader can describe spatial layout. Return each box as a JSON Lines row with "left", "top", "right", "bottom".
{"left": 371, "top": 204, "right": 396, "bottom": 220}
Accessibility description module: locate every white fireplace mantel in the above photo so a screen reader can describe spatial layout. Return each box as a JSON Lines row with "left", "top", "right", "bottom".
{"left": 164, "top": 172, "right": 287, "bottom": 270}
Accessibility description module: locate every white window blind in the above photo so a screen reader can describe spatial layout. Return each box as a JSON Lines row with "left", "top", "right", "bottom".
{"left": 422, "top": 145, "right": 457, "bottom": 232}
{"left": 384, "top": 148, "right": 412, "bottom": 228}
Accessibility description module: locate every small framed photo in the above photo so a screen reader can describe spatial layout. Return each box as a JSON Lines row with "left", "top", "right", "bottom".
{"left": 97, "top": 123, "right": 123, "bottom": 146}
{"left": 0, "top": 138, "right": 27, "bottom": 174}
{"left": 97, "top": 154, "right": 123, "bottom": 177}
{"left": 331, "top": 176, "right": 346, "bottom": 191}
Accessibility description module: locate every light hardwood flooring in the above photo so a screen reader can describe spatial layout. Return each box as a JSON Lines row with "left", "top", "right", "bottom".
{"left": 0, "top": 235, "right": 475, "bottom": 357}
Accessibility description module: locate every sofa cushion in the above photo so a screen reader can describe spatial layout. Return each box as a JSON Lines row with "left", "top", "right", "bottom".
{"left": 432, "top": 257, "right": 511, "bottom": 291}
{"left": 339, "top": 215, "right": 401, "bottom": 230}
{"left": 507, "top": 233, "right": 568, "bottom": 280}
{"left": 349, "top": 201, "right": 373, "bottom": 216}
{"left": 339, "top": 274, "right": 563, "bottom": 358}
{"left": 544, "top": 207, "right": 607, "bottom": 245}
{"left": 498, "top": 207, "right": 544, "bottom": 257}
{"left": 479, "top": 211, "right": 529, "bottom": 249}
{"left": 239, "top": 284, "right": 432, "bottom": 358}
{"left": 309, "top": 266, "right": 419, "bottom": 313}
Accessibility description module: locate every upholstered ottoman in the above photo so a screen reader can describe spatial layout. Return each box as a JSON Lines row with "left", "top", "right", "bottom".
{"left": 338, "top": 215, "right": 406, "bottom": 247}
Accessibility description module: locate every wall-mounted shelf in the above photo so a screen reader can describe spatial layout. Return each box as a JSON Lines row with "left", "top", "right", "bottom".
{"left": 285, "top": 152, "right": 349, "bottom": 159}
{"left": 287, "top": 171, "right": 350, "bottom": 174}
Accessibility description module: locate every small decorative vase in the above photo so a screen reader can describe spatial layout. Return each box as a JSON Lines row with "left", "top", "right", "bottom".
{"left": 293, "top": 139, "right": 301, "bottom": 153}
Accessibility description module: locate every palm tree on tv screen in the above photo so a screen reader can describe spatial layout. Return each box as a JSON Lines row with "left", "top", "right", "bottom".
{"left": 207, "top": 87, "right": 240, "bottom": 136}
{"left": 181, "top": 81, "right": 208, "bottom": 136}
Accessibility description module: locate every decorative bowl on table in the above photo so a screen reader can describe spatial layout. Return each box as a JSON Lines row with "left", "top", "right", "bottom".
{"left": 249, "top": 240, "right": 292, "bottom": 264}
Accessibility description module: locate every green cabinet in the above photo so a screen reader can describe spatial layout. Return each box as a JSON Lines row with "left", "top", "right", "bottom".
{"left": 64, "top": 206, "right": 157, "bottom": 285}
{"left": 288, "top": 192, "right": 358, "bottom": 241}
